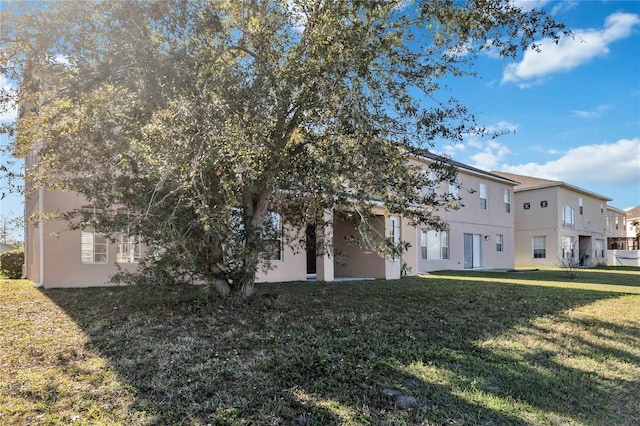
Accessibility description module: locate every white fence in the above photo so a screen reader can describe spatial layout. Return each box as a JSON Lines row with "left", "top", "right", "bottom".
{"left": 606, "top": 250, "right": 640, "bottom": 267}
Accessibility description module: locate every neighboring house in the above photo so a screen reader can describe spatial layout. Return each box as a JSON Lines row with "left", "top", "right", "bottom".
{"left": 625, "top": 205, "right": 640, "bottom": 250}
{"left": 24, "top": 149, "right": 517, "bottom": 288}
{"left": 491, "top": 171, "right": 610, "bottom": 268}
{"left": 605, "top": 206, "right": 629, "bottom": 249}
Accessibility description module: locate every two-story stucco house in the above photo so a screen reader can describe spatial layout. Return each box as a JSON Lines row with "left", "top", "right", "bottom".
{"left": 24, "top": 149, "right": 517, "bottom": 288}
{"left": 605, "top": 205, "right": 629, "bottom": 250}
{"left": 491, "top": 172, "right": 610, "bottom": 268}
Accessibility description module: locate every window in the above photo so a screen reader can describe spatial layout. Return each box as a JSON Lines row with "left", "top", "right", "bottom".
{"left": 523, "top": 202, "right": 531, "bottom": 210}
{"left": 448, "top": 179, "right": 460, "bottom": 198}
{"left": 81, "top": 227, "right": 108, "bottom": 264}
{"left": 596, "top": 239, "right": 604, "bottom": 258}
{"left": 421, "top": 230, "right": 449, "bottom": 260}
{"left": 615, "top": 217, "right": 619, "bottom": 230}
{"left": 540, "top": 200, "right": 548, "bottom": 208}
{"left": 116, "top": 210, "right": 140, "bottom": 263}
{"left": 263, "top": 212, "right": 283, "bottom": 261}
{"left": 390, "top": 216, "right": 400, "bottom": 261}
{"left": 81, "top": 207, "right": 107, "bottom": 264}
{"left": 600, "top": 204, "right": 604, "bottom": 214}
{"left": 579, "top": 197, "right": 583, "bottom": 215}
{"left": 561, "top": 236, "right": 576, "bottom": 259}
{"left": 479, "top": 183, "right": 487, "bottom": 209}
{"left": 422, "top": 170, "right": 437, "bottom": 196}
{"left": 117, "top": 234, "right": 140, "bottom": 263}
{"left": 562, "top": 206, "right": 575, "bottom": 227}
{"left": 504, "top": 189, "right": 511, "bottom": 213}
{"left": 496, "top": 234, "right": 503, "bottom": 252}
{"left": 533, "top": 236, "right": 546, "bottom": 259}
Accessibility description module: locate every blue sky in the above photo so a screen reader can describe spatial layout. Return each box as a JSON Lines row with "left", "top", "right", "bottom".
{"left": 1, "top": 0, "right": 639, "bottom": 240}
{"left": 435, "top": 0, "right": 640, "bottom": 211}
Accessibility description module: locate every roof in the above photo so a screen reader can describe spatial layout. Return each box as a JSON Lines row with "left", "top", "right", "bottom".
{"left": 410, "top": 150, "right": 520, "bottom": 186}
{"left": 490, "top": 171, "right": 612, "bottom": 201}
{"left": 626, "top": 205, "right": 640, "bottom": 219}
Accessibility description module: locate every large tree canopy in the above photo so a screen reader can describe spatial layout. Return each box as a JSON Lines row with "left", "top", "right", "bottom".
{"left": 1, "top": 0, "right": 564, "bottom": 297}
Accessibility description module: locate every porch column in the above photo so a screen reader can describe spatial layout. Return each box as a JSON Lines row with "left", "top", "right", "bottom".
{"left": 316, "top": 208, "right": 334, "bottom": 282}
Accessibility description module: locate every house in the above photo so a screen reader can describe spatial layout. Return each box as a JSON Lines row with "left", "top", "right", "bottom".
{"left": 491, "top": 171, "right": 610, "bottom": 268}
{"left": 23, "top": 149, "right": 517, "bottom": 288}
{"left": 605, "top": 205, "right": 629, "bottom": 250}
{"left": 404, "top": 153, "right": 517, "bottom": 274}
{"left": 625, "top": 205, "right": 640, "bottom": 250}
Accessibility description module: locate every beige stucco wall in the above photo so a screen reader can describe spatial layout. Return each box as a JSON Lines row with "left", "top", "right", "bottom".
{"left": 333, "top": 216, "right": 387, "bottom": 279}
{"left": 403, "top": 162, "right": 516, "bottom": 273}
{"left": 254, "top": 225, "right": 307, "bottom": 283}
{"left": 512, "top": 186, "right": 607, "bottom": 267}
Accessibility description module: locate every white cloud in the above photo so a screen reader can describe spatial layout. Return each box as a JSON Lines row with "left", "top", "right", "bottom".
{"left": 500, "top": 138, "right": 640, "bottom": 186}
{"left": 502, "top": 12, "right": 640, "bottom": 84}
{"left": 571, "top": 104, "right": 611, "bottom": 119}
{"left": 469, "top": 140, "right": 511, "bottom": 171}
{"left": 457, "top": 121, "right": 519, "bottom": 170}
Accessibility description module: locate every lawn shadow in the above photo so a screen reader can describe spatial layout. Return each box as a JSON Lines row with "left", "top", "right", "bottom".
{"left": 41, "top": 279, "right": 639, "bottom": 424}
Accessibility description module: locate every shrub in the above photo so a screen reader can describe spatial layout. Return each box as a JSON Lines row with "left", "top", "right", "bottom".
{"left": 1, "top": 249, "right": 24, "bottom": 279}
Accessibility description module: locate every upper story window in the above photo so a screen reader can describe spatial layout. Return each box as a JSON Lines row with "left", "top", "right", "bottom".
{"left": 600, "top": 204, "right": 604, "bottom": 214}
{"left": 579, "top": 197, "right": 583, "bottom": 215}
{"left": 479, "top": 183, "right": 487, "bottom": 210}
{"left": 504, "top": 189, "right": 511, "bottom": 213}
{"left": 448, "top": 179, "right": 460, "bottom": 198}
{"left": 562, "top": 205, "right": 575, "bottom": 228}
{"left": 422, "top": 170, "right": 437, "bottom": 196}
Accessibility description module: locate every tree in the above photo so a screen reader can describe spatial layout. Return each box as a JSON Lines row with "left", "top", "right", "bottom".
{"left": 1, "top": 0, "right": 565, "bottom": 298}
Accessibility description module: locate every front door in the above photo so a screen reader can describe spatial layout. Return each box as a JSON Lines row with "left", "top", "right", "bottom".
{"left": 464, "top": 233, "right": 483, "bottom": 269}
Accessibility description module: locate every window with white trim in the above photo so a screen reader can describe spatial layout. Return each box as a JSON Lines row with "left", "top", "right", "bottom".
{"left": 81, "top": 207, "right": 107, "bottom": 264}
{"left": 496, "top": 234, "right": 503, "bottom": 252}
{"left": 422, "top": 170, "right": 437, "bottom": 196}
{"left": 561, "top": 236, "right": 576, "bottom": 259}
{"left": 81, "top": 227, "right": 107, "bottom": 264}
{"left": 421, "top": 230, "right": 449, "bottom": 260}
{"left": 116, "top": 210, "right": 141, "bottom": 263}
{"left": 504, "top": 189, "right": 511, "bottom": 213}
{"left": 595, "top": 239, "right": 604, "bottom": 258}
{"left": 448, "top": 179, "right": 460, "bottom": 198}
{"left": 533, "top": 236, "right": 546, "bottom": 259}
{"left": 390, "top": 216, "right": 400, "bottom": 261}
{"left": 479, "top": 183, "right": 487, "bottom": 210}
{"left": 263, "top": 212, "right": 283, "bottom": 261}
{"left": 562, "top": 206, "right": 575, "bottom": 227}
{"left": 117, "top": 234, "right": 140, "bottom": 263}
{"left": 579, "top": 197, "right": 583, "bottom": 215}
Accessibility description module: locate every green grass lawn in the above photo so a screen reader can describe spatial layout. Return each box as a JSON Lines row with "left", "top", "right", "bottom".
{"left": 2, "top": 268, "right": 639, "bottom": 425}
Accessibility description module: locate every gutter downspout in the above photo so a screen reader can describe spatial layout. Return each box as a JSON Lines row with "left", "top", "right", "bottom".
{"left": 35, "top": 185, "right": 44, "bottom": 287}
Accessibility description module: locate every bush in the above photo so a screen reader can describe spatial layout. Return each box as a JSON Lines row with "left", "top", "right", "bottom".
{"left": 1, "top": 249, "right": 24, "bottom": 279}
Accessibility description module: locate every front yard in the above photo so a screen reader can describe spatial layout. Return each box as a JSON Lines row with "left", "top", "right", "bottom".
{"left": 1, "top": 268, "right": 639, "bottom": 425}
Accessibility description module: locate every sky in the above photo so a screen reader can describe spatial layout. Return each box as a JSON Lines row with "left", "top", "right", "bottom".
{"left": 1, "top": 0, "right": 639, "bottom": 242}
{"left": 434, "top": 0, "right": 640, "bottom": 211}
